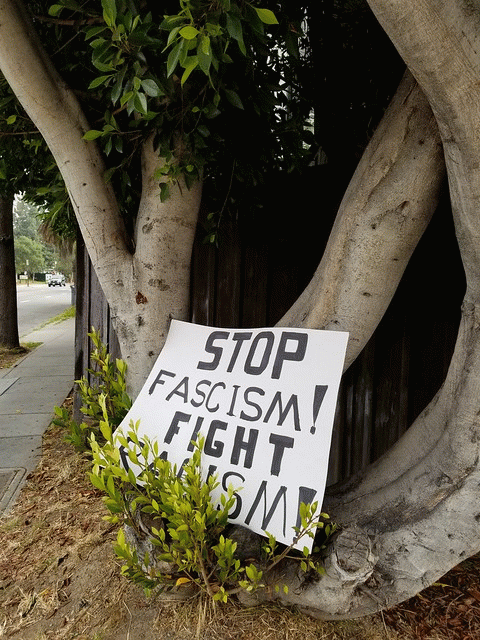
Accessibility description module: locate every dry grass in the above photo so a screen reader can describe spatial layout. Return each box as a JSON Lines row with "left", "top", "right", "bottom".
{"left": 0, "top": 343, "right": 41, "bottom": 369}
{"left": 0, "top": 416, "right": 478, "bottom": 640}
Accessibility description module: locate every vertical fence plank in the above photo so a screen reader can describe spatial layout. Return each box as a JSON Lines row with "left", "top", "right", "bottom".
{"left": 190, "top": 223, "right": 217, "bottom": 327}
{"left": 75, "top": 194, "right": 464, "bottom": 484}
{"left": 215, "top": 213, "right": 242, "bottom": 327}
{"left": 241, "top": 242, "right": 269, "bottom": 327}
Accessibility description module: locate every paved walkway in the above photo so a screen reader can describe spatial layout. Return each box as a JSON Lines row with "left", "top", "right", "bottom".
{"left": 0, "top": 317, "right": 75, "bottom": 516}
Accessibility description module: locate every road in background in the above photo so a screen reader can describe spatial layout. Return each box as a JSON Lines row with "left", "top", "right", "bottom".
{"left": 16, "top": 282, "right": 73, "bottom": 338}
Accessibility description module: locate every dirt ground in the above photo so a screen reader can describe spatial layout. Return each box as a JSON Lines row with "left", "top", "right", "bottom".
{"left": 1, "top": 416, "right": 480, "bottom": 640}
{"left": 0, "top": 344, "right": 38, "bottom": 370}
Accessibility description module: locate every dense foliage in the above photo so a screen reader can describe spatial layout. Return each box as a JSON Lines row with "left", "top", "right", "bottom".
{"left": 0, "top": 1, "right": 404, "bottom": 243}
{"left": 0, "top": 0, "right": 312, "bottom": 243}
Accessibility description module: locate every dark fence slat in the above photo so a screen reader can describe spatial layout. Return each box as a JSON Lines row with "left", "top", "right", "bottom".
{"left": 215, "top": 214, "right": 242, "bottom": 328}
{"left": 191, "top": 226, "right": 217, "bottom": 327}
{"left": 74, "top": 190, "right": 465, "bottom": 485}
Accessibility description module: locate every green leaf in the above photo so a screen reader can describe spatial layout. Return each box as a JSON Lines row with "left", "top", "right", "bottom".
{"left": 159, "top": 183, "right": 170, "bottom": 202}
{"left": 89, "top": 472, "right": 105, "bottom": 492}
{"left": 85, "top": 26, "right": 108, "bottom": 40}
{"left": 141, "top": 79, "right": 163, "bottom": 97}
{"left": 225, "top": 89, "right": 244, "bottom": 109}
{"left": 180, "top": 26, "right": 200, "bottom": 40}
{"left": 197, "top": 48, "right": 212, "bottom": 75}
{"left": 134, "top": 92, "right": 148, "bottom": 115}
{"left": 166, "top": 25, "right": 182, "bottom": 48}
{"left": 92, "top": 57, "right": 114, "bottom": 73}
{"left": 200, "top": 34, "right": 211, "bottom": 56}
{"left": 83, "top": 130, "right": 104, "bottom": 140}
{"left": 48, "top": 4, "right": 63, "bottom": 17}
{"left": 111, "top": 75, "right": 124, "bottom": 104}
{"left": 254, "top": 8, "right": 279, "bottom": 25}
{"left": 102, "top": 0, "right": 117, "bottom": 27}
{"left": 226, "top": 13, "right": 242, "bottom": 41}
{"left": 226, "top": 15, "right": 246, "bottom": 54}
{"left": 6, "top": 115, "right": 16, "bottom": 125}
{"left": 167, "top": 40, "right": 187, "bottom": 78}
{"left": 161, "top": 15, "right": 187, "bottom": 30}
{"left": 181, "top": 56, "right": 199, "bottom": 85}
{"left": 120, "top": 91, "right": 134, "bottom": 106}
{"left": 245, "top": 564, "right": 257, "bottom": 581}
{"left": 88, "top": 75, "right": 112, "bottom": 89}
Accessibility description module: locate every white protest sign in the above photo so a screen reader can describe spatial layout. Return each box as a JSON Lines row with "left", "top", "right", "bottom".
{"left": 116, "top": 320, "right": 348, "bottom": 550}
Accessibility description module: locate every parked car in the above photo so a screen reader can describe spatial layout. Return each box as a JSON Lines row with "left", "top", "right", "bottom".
{"left": 48, "top": 274, "right": 66, "bottom": 287}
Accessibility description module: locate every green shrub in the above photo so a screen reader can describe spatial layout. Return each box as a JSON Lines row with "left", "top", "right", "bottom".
{"left": 56, "top": 329, "right": 338, "bottom": 602}
{"left": 90, "top": 409, "right": 336, "bottom": 602}
{"left": 54, "top": 328, "right": 131, "bottom": 451}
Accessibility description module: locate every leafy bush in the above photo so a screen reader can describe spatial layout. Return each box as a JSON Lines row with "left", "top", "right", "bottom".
{"left": 90, "top": 410, "right": 337, "bottom": 602}
{"left": 54, "top": 328, "right": 131, "bottom": 451}
{"left": 57, "top": 329, "right": 338, "bottom": 602}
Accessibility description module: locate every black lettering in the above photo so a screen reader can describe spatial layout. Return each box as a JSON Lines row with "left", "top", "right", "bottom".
{"left": 244, "top": 331, "right": 274, "bottom": 375}
{"left": 222, "top": 471, "right": 245, "bottom": 519}
{"left": 119, "top": 436, "right": 146, "bottom": 472}
{"left": 271, "top": 332, "right": 308, "bottom": 379}
{"left": 187, "top": 416, "right": 204, "bottom": 451}
{"left": 206, "top": 464, "right": 217, "bottom": 481}
{"left": 263, "top": 392, "right": 300, "bottom": 430}
{"left": 176, "top": 458, "right": 190, "bottom": 478}
{"left": 227, "top": 332, "right": 252, "bottom": 372}
{"left": 312, "top": 384, "right": 328, "bottom": 424}
{"left": 268, "top": 433, "right": 295, "bottom": 476}
{"left": 239, "top": 387, "right": 265, "bottom": 421}
{"left": 230, "top": 426, "right": 259, "bottom": 469}
{"left": 148, "top": 369, "right": 176, "bottom": 395}
{"left": 227, "top": 384, "right": 240, "bottom": 416}
{"left": 166, "top": 376, "right": 189, "bottom": 402}
{"left": 197, "top": 331, "right": 230, "bottom": 370}
{"left": 205, "top": 381, "right": 226, "bottom": 412}
{"left": 190, "top": 379, "right": 211, "bottom": 408}
{"left": 164, "top": 411, "right": 191, "bottom": 443}
{"left": 296, "top": 487, "right": 318, "bottom": 529}
{"left": 204, "top": 419, "right": 228, "bottom": 458}
{"left": 119, "top": 445, "right": 130, "bottom": 472}
{"left": 245, "top": 481, "right": 288, "bottom": 537}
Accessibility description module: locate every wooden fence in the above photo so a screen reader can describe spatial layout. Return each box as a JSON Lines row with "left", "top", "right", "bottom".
{"left": 74, "top": 187, "right": 465, "bottom": 486}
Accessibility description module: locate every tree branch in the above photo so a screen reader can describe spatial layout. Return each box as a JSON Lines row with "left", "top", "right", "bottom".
{"left": 0, "top": 0, "right": 131, "bottom": 290}
{"left": 278, "top": 70, "right": 445, "bottom": 370}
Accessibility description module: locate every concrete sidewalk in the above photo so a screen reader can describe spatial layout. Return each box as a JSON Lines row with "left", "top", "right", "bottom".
{"left": 0, "top": 317, "right": 75, "bottom": 516}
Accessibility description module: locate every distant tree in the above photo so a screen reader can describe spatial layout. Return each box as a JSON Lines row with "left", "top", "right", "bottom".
{"left": 0, "top": 80, "right": 75, "bottom": 348}
{"left": 14, "top": 235, "right": 45, "bottom": 275}
{"left": 0, "top": 88, "right": 46, "bottom": 345}
{"left": 13, "top": 198, "right": 41, "bottom": 240}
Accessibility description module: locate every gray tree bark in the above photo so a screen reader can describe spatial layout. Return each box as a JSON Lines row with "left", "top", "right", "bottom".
{"left": 278, "top": 70, "right": 444, "bottom": 370}
{"left": 0, "top": 1, "right": 201, "bottom": 397}
{"left": 0, "top": 194, "right": 20, "bottom": 349}
{"left": 1, "top": 0, "right": 477, "bottom": 620}
{"left": 240, "top": 0, "right": 480, "bottom": 617}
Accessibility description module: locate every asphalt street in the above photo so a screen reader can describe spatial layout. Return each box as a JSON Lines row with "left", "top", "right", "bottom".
{"left": 16, "top": 282, "right": 73, "bottom": 337}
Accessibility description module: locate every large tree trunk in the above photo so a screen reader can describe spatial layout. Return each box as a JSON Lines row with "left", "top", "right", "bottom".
{"left": 278, "top": 70, "right": 444, "bottom": 369}
{"left": 0, "top": 1, "right": 201, "bottom": 397}
{"left": 1, "top": 0, "right": 477, "bottom": 620}
{"left": 235, "top": 0, "right": 480, "bottom": 618}
{"left": 0, "top": 194, "right": 20, "bottom": 349}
